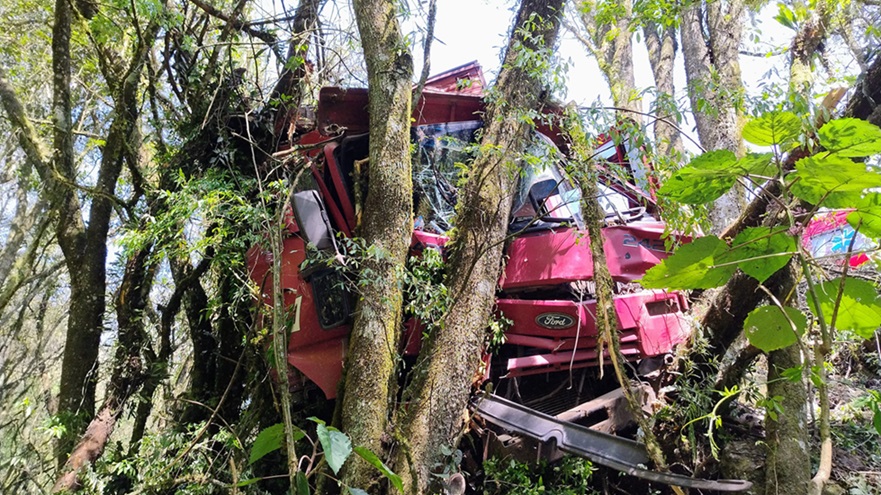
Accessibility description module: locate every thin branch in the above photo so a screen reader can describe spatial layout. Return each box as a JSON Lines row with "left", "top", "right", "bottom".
{"left": 578, "top": 105, "right": 706, "bottom": 153}
{"left": 0, "top": 67, "right": 52, "bottom": 168}
{"left": 412, "top": 0, "right": 437, "bottom": 108}
{"left": 739, "top": 48, "right": 786, "bottom": 58}
{"left": 189, "top": 0, "right": 278, "bottom": 46}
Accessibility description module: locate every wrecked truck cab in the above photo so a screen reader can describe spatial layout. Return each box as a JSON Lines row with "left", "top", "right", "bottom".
{"left": 246, "top": 95, "right": 691, "bottom": 401}
{"left": 245, "top": 62, "right": 755, "bottom": 492}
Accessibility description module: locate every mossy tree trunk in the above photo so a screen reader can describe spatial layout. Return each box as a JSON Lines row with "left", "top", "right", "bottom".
{"left": 680, "top": 0, "right": 746, "bottom": 232}
{"left": 339, "top": 0, "right": 413, "bottom": 490}
{"left": 643, "top": 21, "right": 682, "bottom": 159}
{"left": 391, "top": 1, "right": 565, "bottom": 493}
{"left": 569, "top": 0, "right": 640, "bottom": 116}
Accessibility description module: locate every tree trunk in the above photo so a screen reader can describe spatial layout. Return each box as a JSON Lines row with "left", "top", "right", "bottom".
{"left": 51, "top": 10, "right": 159, "bottom": 478}
{"left": 680, "top": 0, "right": 746, "bottom": 233}
{"left": 53, "top": 246, "right": 156, "bottom": 492}
{"left": 643, "top": 22, "right": 683, "bottom": 159}
{"left": 271, "top": 0, "right": 324, "bottom": 143}
{"left": 338, "top": 0, "right": 413, "bottom": 490}
{"left": 764, "top": 344, "right": 810, "bottom": 494}
{"left": 173, "top": 254, "right": 218, "bottom": 425}
{"left": 392, "top": 1, "right": 565, "bottom": 492}
{"left": 570, "top": 0, "right": 640, "bottom": 116}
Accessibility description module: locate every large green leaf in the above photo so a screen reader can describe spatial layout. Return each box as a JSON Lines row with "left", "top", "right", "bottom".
{"left": 640, "top": 236, "right": 737, "bottom": 290}
{"left": 846, "top": 192, "right": 881, "bottom": 239}
{"left": 744, "top": 306, "right": 807, "bottom": 352}
{"left": 296, "top": 471, "right": 311, "bottom": 495}
{"left": 687, "top": 149, "right": 738, "bottom": 170}
{"left": 718, "top": 227, "right": 796, "bottom": 283}
{"left": 807, "top": 277, "right": 881, "bottom": 339}
{"left": 847, "top": 207, "right": 881, "bottom": 239}
{"left": 316, "top": 424, "right": 352, "bottom": 475}
{"left": 789, "top": 155, "right": 881, "bottom": 206}
{"left": 742, "top": 111, "right": 801, "bottom": 147}
{"left": 658, "top": 167, "right": 738, "bottom": 204}
{"left": 353, "top": 446, "right": 404, "bottom": 492}
{"left": 818, "top": 118, "right": 881, "bottom": 158}
{"left": 249, "top": 423, "right": 304, "bottom": 465}
{"left": 733, "top": 152, "right": 776, "bottom": 176}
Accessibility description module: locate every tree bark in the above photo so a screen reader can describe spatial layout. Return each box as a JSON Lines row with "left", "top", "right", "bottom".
{"left": 53, "top": 246, "right": 156, "bottom": 492}
{"left": 51, "top": 10, "right": 160, "bottom": 479}
{"left": 338, "top": 0, "right": 413, "bottom": 490}
{"left": 680, "top": 0, "right": 746, "bottom": 233}
{"left": 570, "top": 0, "right": 640, "bottom": 116}
{"left": 271, "top": 0, "right": 324, "bottom": 143}
{"left": 789, "top": 0, "right": 830, "bottom": 95}
{"left": 173, "top": 254, "right": 218, "bottom": 426}
{"left": 764, "top": 344, "right": 810, "bottom": 494}
{"left": 643, "top": 22, "right": 683, "bottom": 159}
{"left": 392, "top": 1, "right": 565, "bottom": 492}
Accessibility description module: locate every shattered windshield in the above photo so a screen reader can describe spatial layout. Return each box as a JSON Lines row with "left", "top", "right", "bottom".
{"left": 412, "top": 122, "right": 639, "bottom": 234}
{"left": 412, "top": 121, "right": 481, "bottom": 233}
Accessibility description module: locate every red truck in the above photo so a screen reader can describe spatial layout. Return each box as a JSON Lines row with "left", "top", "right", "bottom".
{"left": 246, "top": 62, "right": 750, "bottom": 492}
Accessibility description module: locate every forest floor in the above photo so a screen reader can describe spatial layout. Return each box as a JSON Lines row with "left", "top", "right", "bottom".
{"left": 822, "top": 343, "right": 881, "bottom": 494}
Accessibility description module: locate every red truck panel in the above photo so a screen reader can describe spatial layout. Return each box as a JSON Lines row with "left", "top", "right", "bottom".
{"left": 247, "top": 236, "right": 349, "bottom": 398}
{"left": 502, "top": 223, "right": 678, "bottom": 290}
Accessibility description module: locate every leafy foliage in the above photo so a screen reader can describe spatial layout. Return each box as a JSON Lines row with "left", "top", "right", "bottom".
{"left": 651, "top": 114, "right": 881, "bottom": 356}
{"left": 722, "top": 227, "right": 796, "bottom": 283}
{"left": 641, "top": 236, "right": 737, "bottom": 289}
{"left": 315, "top": 422, "right": 352, "bottom": 476}
{"left": 250, "top": 423, "right": 304, "bottom": 465}
{"left": 818, "top": 118, "right": 881, "bottom": 157}
{"left": 807, "top": 278, "right": 881, "bottom": 339}
{"left": 352, "top": 446, "right": 404, "bottom": 492}
{"left": 741, "top": 111, "right": 801, "bottom": 147}
{"left": 482, "top": 456, "right": 597, "bottom": 495}
{"left": 744, "top": 305, "right": 807, "bottom": 352}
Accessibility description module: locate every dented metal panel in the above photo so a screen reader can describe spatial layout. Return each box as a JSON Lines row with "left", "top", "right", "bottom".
{"left": 472, "top": 393, "right": 753, "bottom": 492}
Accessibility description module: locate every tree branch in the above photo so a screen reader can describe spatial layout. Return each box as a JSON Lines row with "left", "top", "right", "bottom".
{"left": 0, "top": 67, "right": 52, "bottom": 168}
{"left": 189, "top": 0, "right": 278, "bottom": 46}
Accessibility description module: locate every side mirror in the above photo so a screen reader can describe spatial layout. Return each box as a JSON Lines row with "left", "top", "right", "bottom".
{"left": 291, "top": 190, "right": 336, "bottom": 251}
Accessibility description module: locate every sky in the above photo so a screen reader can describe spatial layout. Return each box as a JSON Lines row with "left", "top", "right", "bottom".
{"left": 401, "top": 0, "right": 800, "bottom": 152}
{"left": 245, "top": 0, "right": 862, "bottom": 152}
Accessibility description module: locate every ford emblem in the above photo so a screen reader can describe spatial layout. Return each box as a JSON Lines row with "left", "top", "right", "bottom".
{"left": 535, "top": 312, "right": 576, "bottom": 329}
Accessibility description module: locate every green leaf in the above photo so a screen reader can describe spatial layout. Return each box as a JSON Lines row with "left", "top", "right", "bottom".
{"left": 718, "top": 227, "right": 796, "bottom": 283}
{"left": 807, "top": 277, "right": 881, "bottom": 339}
{"left": 656, "top": 150, "right": 741, "bottom": 203}
{"left": 316, "top": 424, "right": 352, "bottom": 475}
{"left": 296, "top": 471, "right": 310, "bottom": 495}
{"left": 250, "top": 423, "right": 288, "bottom": 465}
{"left": 781, "top": 366, "right": 803, "bottom": 382}
{"left": 774, "top": 3, "right": 797, "bottom": 30}
{"left": 846, "top": 192, "right": 881, "bottom": 239}
{"left": 733, "top": 152, "right": 775, "bottom": 176}
{"left": 353, "top": 446, "right": 404, "bottom": 492}
{"left": 742, "top": 111, "right": 801, "bottom": 147}
{"left": 789, "top": 155, "right": 881, "bottom": 207}
{"left": 744, "top": 306, "right": 807, "bottom": 352}
{"left": 687, "top": 149, "right": 738, "bottom": 170}
{"left": 658, "top": 167, "right": 738, "bottom": 204}
{"left": 236, "top": 478, "right": 262, "bottom": 487}
{"left": 873, "top": 406, "right": 881, "bottom": 436}
{"left": 847, "top": 207, "right": 881, "bottom": 239}
{"left": 640, "top": 236, "right": 737, "bottom": 290}
{"left": 818, "top": 118, "right": 881, "bottom": 158}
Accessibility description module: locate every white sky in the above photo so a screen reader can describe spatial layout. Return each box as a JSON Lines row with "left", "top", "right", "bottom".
{"left": 247, "top": 0, "right": 859, "bottom": 150}
{"left": 403, "top": 0, "right": 814, "bottom": 152}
